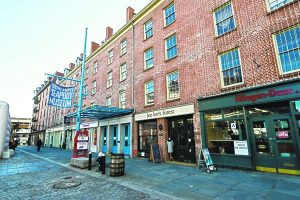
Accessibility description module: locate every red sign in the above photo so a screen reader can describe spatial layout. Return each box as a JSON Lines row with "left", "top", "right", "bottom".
{"left": 235, "top": 89, "right": 294, "bottom": 103}
{"left": 72, "top": 129, "right": 89, "bottom": 158}
{"left": 277, "top": 131, "right": 289, "bottom": 139}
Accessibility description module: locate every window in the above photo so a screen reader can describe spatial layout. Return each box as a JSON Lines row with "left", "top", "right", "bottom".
{"left": 144, "top": 19, "right": 153, "bottom": 39}
{"left": 108, "top": 50, "right": 113, "bottom": 65}
{"left": 119, "top": 90, "right": 126, "bottom": 108}
{"left": 106, "top": 96, "right": 112, "bottom": 107}
{"left": 214, "top": 2, "right": 236, "bottom": 36}
{"left": 120, "top": 63, "right": 127, "bottom": 81}
{"left": 164, "top": 3, "right": 175, "bottom": 26}
{"left": 274, "top": 25, "right": 300, "bottom": 74}
{"left": 165, "top": 34, "right": 177, "bottom": 60}
{"left": 85, "top": 67, "right": 89, "bottom": 77}
{"left": 219, "top": 49, "right": 243, "bottom": 87}
{"left": 107, "top": 71, "right": 113, "bottom": 88}
{"left": 91, "top": 80, "right": 96, "bottom": 95}
{"left": 144, "top": 48, "right": 154, "bottom": 69}
{"left": 267, "top": 0, "right": 294, "bottom": 11}
{"left": 120, "top": 39, "right": 127, "bottom": 55}
{"left": 145, "top": 80, "right": 154, "bottom": 105}
{"left": 166, "top": 71, "right": 180, "bottom": 100}
{"left": 83, "top": 84, "right": 88, "bottom": 98}
{"left": 93, "top": 61, "right": 98, "bottom": 74}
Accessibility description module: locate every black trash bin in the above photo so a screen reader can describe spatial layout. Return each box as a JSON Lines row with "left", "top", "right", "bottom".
{"left": 110, "top": 153, "right": 125, "bottom": 177}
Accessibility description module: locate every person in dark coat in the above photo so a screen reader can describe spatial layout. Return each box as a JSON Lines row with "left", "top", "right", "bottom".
{"left": 37, "top": 138, "right": 42, "bottom": 152}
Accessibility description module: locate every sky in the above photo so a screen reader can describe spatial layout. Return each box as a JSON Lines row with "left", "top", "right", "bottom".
{"left": 0, "top": 0, "right": 152, "bottom": 118}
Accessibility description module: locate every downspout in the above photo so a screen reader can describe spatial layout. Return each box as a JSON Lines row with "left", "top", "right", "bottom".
{"left": 131, "top": 21, "right": 136, "bottom": 158}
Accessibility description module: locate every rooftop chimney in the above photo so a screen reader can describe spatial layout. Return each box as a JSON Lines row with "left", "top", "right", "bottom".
{"left": 106, "top": 26, "right": 113, "bottom": 41}
{"left": 126, "top": 7, "right": 135, "bottom": 23}
{"left": 69, "top": 63, "right": 75, "bottom": 70}
{"left": 91, "top": 41, "right": 100, "bottom": 54}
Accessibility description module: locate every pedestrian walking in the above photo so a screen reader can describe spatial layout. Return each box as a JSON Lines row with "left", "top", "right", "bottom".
{"left": 37, "top": 138, "right": 42, "bottom": 152}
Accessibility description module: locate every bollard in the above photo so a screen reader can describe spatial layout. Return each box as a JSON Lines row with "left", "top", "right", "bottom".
{"left": 88, "top": 152, "right": 92, "bottom": 170}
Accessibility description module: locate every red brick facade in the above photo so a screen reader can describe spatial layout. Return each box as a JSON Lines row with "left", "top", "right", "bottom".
{"left": 32, "top": 0, "right": 300, "bottom": 163}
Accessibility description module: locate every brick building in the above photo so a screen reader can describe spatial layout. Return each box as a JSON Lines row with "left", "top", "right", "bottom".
{"left": 32, "top": 0, "right": 300, "bottom": 175}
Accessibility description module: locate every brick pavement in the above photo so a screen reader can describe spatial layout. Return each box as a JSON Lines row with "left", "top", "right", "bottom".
{"left": 1, "top": 146, "right": 300, "bottom": 200}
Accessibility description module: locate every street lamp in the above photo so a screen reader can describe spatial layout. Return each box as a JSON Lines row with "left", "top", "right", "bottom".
{"left": 46, "top": 28, "right": 88, "bottom": 157}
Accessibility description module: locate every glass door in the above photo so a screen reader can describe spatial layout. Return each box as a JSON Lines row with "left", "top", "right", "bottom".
{"left": 101, "top": 127, "right": 107, "bottom": 153}
{"left": 250, "top": 116, "right": 298, "bottom": 173}
{"left": 123, "top": 124, "right": 130, "bottom": 156}
{"left": 169, "top": 116, "right": 195, "bottom": 163}
{"left": 111, "top": 126, "right": 118, "bottom": 154}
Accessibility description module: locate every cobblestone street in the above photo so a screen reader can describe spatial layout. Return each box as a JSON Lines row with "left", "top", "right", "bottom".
{"left": 0, "top": 149, "right": 161, "bottom": 200}
{"left": 1, "top": 147, "right": 300, "bottom": 200}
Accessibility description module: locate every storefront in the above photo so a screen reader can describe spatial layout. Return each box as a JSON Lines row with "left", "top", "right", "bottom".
{"left": 198, "top": 80, "right": 300, "bottom": 175}
{"left": 135, "top": 104, "right": 196, "bottom": 163}
{"left": 98, "top": 115, "right": 132, "bottom": 156}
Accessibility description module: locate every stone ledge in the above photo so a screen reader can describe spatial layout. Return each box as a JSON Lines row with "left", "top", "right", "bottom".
{"left": 70, "top": 157, "right": 96, "bottom": 169}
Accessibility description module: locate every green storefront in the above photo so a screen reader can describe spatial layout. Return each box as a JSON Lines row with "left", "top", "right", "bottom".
{"left": 198, "top": 79, "right": 300, "bottom": 175}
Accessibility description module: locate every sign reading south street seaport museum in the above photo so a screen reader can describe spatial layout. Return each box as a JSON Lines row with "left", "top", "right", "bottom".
{"left": 135, "top": 104, "right": 194, "bottom": 121}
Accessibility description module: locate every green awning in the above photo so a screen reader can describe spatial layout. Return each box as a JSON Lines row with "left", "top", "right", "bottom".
{"left": 67, "top": 105, "right": 133, "bottom": 120}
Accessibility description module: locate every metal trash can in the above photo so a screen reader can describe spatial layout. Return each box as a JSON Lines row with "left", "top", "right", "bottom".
{"left": 110, "top": 153, "right": 125, "bottom": 177}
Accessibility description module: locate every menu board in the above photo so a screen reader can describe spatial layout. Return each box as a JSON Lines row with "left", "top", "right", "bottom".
{"left": 150, "top": 144, "right": 162, "bottom": 163}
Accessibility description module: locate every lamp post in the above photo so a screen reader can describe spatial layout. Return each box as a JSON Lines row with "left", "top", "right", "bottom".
{"left": 46, "top": 28, "right": 88, "bottom": 158}
{"left": 76, "top": 27, "right": 88, "bottom": 133}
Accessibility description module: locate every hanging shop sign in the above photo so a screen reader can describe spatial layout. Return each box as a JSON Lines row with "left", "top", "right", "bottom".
{"left": 234, "top": 141, "right": 249, "bottom": 155}
{"left": 48, "top": 82, "right": 74, "bottom": 108}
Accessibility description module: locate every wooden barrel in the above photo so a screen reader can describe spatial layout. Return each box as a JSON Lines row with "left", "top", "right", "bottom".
{"left": 110, "top": 153, "right": 125, "bottom": 177}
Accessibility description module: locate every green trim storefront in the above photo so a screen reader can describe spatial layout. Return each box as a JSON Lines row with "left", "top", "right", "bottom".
{"left": 198, "top": 79, "right": 300, "bottom": 175}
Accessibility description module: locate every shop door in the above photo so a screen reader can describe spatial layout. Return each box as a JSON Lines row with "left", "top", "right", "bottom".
{"left": 101, "top": 127, "right": 107, "bottom": 153}
{"left": 250, "top": 116, "right": 298, "bottom": 174}
{"left": 123, "top": 124, "right": 130, "bottom": 156}
{"left": 111, "top": 126, "right": 118, "bottom": 154}
{"left": 169, "top": 116, "right": 196, "bottom": 163}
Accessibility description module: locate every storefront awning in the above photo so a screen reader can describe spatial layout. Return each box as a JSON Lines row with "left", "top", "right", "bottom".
{"left": 67, "top": 105, "right": 134, "bottom": 120}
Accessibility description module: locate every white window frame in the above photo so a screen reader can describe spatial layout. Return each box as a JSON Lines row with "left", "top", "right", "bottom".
{"left": 108, "top": 49, "right": 113, "bottom": 65}
{"left": 165, "top": 34, "right": 177, "bottom": 60}
{"left": 120, "top": 63, "right": 127, "bottom": 81}
{"left": 93, "top": 61, "right": 98, "bottom": 74}
{"left": 91, "top": 80, "right": 96, "bottom": 95}
{"left": 218, "top": 48, "right": 244, "bottom": 88}
{"left": 106, "top": 96, "right": 112, "bottom": 107}
{"left": 266, "top": 0, "right": 294, "bottom": 11}
{"left": 119, "top": 90, "right": 126, "bottom": 109}
{"left": 144, "top": 19, "right": 153, "bottom": 40}
{"left": 120, "top": 39, "right": 127, "bottom": 55}
{"left": 213, "top": 1, "right": 236, "bottom": 37}
{"left": 164, "top": 2, "right": 175, "bottom": 27}
{"left": 144, "top": 48, "right": 154, "bottom": 70}
{"left": 144, "top": 80, "right": 154, "bottom": 106}
{"left": 273, "top": 24, "right": 300, "bottom": 75}
{"left": 166, "top": 70, "right": 180, "bottom": 101}
{"left": 107, "top": 71, "right": 113, "bottom": 88}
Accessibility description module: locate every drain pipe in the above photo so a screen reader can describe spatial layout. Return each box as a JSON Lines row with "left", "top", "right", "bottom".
{"left": 131, "top": 21, "right": 136, "bottom": 158}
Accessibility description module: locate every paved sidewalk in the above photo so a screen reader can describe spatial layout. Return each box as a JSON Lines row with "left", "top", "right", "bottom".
{"left": 5, "top": 146, "right": 300, "bottom": 199}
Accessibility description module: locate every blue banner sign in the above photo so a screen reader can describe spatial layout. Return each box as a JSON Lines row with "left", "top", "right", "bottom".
{"left": 48, "top": 82, "right": 74, "bottom": 108}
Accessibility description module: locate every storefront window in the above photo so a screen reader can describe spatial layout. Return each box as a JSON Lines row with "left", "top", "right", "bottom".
{"left": 205, "top": 110, "right": 222, "bottom": 120}
{"left": 248, "top": 101, "right": 289, "bottom": 116}
{"left": 206, "top": 119, "right": 246, "bottom": 154}
{"left": 223, "top": 108, "right": 243, "bottom": 118}
{"left": 138, "top": 121, "right": 157, "bottom": 157}
{"left": 294, "top": 100, "right": 300, "bottom": 112}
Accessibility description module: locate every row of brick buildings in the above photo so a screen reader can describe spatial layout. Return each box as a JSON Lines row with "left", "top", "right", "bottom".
{"left": 31, "top": 0, "right": 300, "bottom": 175}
